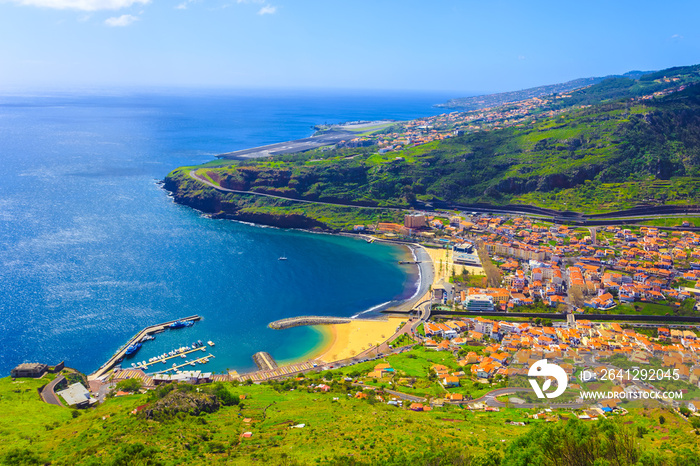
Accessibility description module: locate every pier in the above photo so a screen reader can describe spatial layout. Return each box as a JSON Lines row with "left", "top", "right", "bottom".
{"left": 252, "top": 352, "right": 278, "bottom": 371}
{"left": 268, "top": 316, "right": 352, "bottom": 330}
{"left": 132, "top": 346, "right": 208, "bottom": 371}
{"left": 156, "top": 354, "right": 215, "bottom": 373}
{"left": 88, "top": 315, "right": 201, "bottom": 381}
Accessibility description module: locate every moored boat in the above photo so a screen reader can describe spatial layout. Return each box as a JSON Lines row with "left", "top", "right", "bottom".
{"left": 125, "top": 342, "right": 142, "bottom": 356}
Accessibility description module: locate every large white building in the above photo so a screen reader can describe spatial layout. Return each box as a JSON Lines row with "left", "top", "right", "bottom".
{"left": 464, "top": 294, "right": 494, "bottom": 311}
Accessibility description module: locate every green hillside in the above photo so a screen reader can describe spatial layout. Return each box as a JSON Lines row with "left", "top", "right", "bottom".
{"left": 165, "top": 65, "right": 700, "bottom": 229}
{"left": 2, "top": 374, "right": 699, "bottom": 465}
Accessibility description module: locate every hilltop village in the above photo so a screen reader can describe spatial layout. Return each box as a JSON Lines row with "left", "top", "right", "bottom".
{"left": 331, "top": 81, "right": 691, "bottom": 154}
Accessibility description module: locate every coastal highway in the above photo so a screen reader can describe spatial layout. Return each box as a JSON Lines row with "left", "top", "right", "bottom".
{"left": 217, "top": 130, "right": 356, "bottom": 159}
{"left": 189, "top": 171, "right": 398, "bottom": 210}
{"left": 188, "top": 170, "right": 700, "bottom": 228}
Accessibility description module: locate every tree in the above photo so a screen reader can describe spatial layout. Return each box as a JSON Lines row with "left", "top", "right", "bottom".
{"left": 503, "top": 418, "right": 641, "bottom": 466}
{"left": 214, "top": 384, "right": 239, "bottom": 406}
{"left": 476, "top": 243, "right": 502, "bottom": 287}
{"left": 691, "top": 417, "right": 700, "bottom": 431}
{"left": 115, "top": 378, "right": 142, "bottom": 393}
{"left": 570, "top": 286, "right": 585, "bottom": 308}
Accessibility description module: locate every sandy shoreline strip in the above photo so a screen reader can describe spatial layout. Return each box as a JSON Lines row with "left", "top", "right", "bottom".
{"left": 311, "top": 317, "right": 406, "bottom": 363}
{"left": 284, "top": 241, "right": 486, "bottom": 367}
{"left": 300, "top": 244, "right": 427, "bottom": 364}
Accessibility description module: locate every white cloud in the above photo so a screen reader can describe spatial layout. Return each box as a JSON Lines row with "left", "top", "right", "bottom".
{"left": 671, "top": 34, "right": 683, "bottom": 40}
{"left": 175, "top": 0, "right": 198, "bottom": 9}
{"left": 104, "top": 13, "right": 138, "bottom": 26}
{"left": 257, "top": 4, "right": 275, "bottom": 15}
{"left": 9, "top": 0, "right": 149, "bottom": 11}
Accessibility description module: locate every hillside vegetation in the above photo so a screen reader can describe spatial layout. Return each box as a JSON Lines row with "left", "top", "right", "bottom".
{"left": 2, "top": 374, "right": 700, "bottom": 465}
{"left": 435, "top": 70, "right": 651, "bottom": 110}
{"left": 165, "top": 65, "right": 700, "bottom": 229}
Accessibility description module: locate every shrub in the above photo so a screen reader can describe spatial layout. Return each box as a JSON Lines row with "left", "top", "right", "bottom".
{"left": 115, "top": 378, "right": 142, "bottom": 393}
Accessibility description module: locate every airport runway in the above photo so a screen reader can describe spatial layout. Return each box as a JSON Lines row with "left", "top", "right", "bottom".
{"left": 217, "top": 130, "right": 356, "bottom": 159}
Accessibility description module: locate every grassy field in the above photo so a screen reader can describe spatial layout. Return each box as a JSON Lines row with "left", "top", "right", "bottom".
{"left": 5, "top": 331, "right": 700, "bottom": 464}
{"left": 640, "top": 217, "right": 700, "bottom": 227}
{"left": 514, "top": 177, "right": 700, "bottom": 214}
{"left": 3, "top": 371, "right": 700, "bottom": 465}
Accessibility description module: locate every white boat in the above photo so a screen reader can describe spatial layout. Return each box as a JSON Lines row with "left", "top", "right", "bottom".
{"left": 208, "top": 341, "right": 215, "bottom": 346}
{"left": 278, "top": 256, "right": 287, "bottom": 261}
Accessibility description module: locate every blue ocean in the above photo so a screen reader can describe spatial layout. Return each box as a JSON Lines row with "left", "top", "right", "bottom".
{"left": 0, "top": 88, "right": 452, "bottom": 376}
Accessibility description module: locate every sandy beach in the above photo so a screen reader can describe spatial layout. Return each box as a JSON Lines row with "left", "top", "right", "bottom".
{"left": 311, "top": 317, "right": 406, "bottom": 363}
{"left": 293, "top": 242, "right": 486, "bottom": 366}
{"left": 421, "top": 245, "right": 485, "bottom": 286}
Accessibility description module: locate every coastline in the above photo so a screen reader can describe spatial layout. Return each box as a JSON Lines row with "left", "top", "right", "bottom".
{"left": 306, "top": 317, "right": 405, "bottom": 364}
{"left": 276, "top": 324, "right": 336, "bottom": 367}
{"left": 279, "top": 242, "right": 430, "bottom": 367}
{"left": 163, "top": 176, "right": 431, "bottom": 370}
{"left": 387, "top": 243, "right": 434, "bottom": 311}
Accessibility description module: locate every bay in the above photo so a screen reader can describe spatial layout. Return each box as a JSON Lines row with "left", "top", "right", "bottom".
{"left": 0, "top": 88, "right": 452, "bottom": 375}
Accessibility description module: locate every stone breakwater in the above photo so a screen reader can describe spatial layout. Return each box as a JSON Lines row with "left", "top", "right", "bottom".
{"left": 268, "top": 316, "right": 353, "bottom": 329}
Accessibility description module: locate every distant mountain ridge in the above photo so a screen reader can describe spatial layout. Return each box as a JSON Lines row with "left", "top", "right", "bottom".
{"left": 436, "top": 70, "right": 652, "bottom": 110}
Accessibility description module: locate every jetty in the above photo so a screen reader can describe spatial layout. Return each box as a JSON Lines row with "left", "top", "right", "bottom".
{"left": 157, "top": 354, "right": 215, "bottom": 374}
{"left": 252, "top": 352, "right": 279, "bottom": 371}
{"left": 88, "top": 315, "right": 201, "bottom": 381}
{"left": 268, "top": 316, "right": 352, "bottom": 330}
{"left": 133, "top": 346, "right": 208, "bottom": 371}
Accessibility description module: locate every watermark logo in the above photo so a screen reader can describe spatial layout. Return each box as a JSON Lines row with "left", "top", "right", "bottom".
{"left": 528, "top": 359, "right": 568, "bottom": 399}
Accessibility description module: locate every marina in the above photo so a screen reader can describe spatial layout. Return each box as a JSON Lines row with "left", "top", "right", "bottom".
{"left": 157, "top": 353, "right": 216, "bottom": 374}
{"left": 130, "top": 345, "right": 209, "bottom": 371}
{"left": 88, "top": 315, "right": 201, "bottom": 381}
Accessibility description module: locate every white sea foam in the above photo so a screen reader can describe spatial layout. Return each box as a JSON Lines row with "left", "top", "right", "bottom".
{"left": 351, "top": 301, "right": 391, "bottom": 319}
{"left": 406, "top": 245, "right": 423, "bottom": 302}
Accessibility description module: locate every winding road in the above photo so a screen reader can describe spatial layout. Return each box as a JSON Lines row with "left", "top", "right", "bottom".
{"left": 189, "top": 171, "right": 398, "bottom": 210}
{"left": 40, "top": 375, "right": 65, "bottom": 407}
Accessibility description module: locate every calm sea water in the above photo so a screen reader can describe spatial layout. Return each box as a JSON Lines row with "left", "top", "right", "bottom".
{"left": 0, "top": 88, "right": 453, "bottom": 376}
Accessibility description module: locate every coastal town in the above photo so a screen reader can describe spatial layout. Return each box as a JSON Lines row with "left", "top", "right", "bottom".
{"left": 7, "top": 1, "right": 700, "bottom": 461}
{"left": 14, "top": 209, "right": 700, "bottom": 426}
{"left": 329, "top": 81, "right": 692, "bottom": 156}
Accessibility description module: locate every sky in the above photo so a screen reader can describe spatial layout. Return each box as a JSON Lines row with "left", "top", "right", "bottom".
{"left": 1, "top": 0, "right": 699, "bottom": 94}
